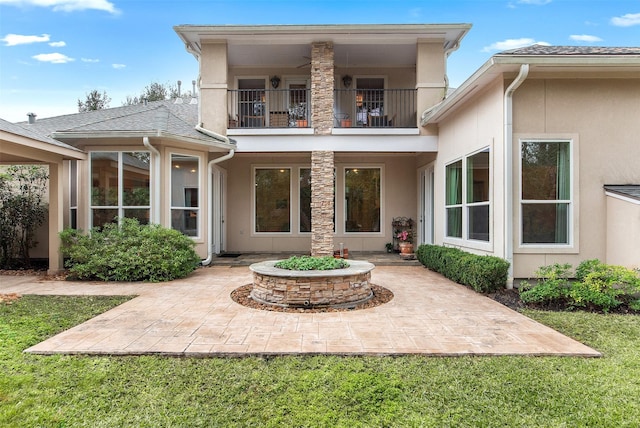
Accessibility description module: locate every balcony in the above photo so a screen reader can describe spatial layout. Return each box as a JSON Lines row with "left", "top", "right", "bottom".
{"left": 227, "top": 88, "right": 417, "bottom": 130}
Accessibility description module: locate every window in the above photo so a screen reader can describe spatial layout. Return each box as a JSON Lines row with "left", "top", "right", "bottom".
{"left": 255, "top": 168, "right": 291, "bottom": 233}
{"left": 171, "top": 154, "right": 200, "bottom": 237}
{"left": 445, "top": 148, "right": 491, "bottom": 242}
{"left": 69, "top": 160, "right": 78, "bottom": 229}
{"left": 345, "top": 168, "right": 380, "bottom": 233}
{"left": 90, "top": 151, "right": 150, "bottom": 228}
{"left": 521, "top": 140, "right": 571, "bottom": 244}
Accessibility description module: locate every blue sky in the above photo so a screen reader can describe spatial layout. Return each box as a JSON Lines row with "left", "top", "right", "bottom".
{"left": 1, "top": 0, "right": 638, "bottom": 122}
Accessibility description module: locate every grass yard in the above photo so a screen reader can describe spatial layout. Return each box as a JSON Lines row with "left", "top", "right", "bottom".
{"left": 1, "top": 295, "right": 639, "bottom": 427}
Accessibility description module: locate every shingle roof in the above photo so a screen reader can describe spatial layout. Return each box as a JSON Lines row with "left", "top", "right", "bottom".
{"left": 0, "top": 117, "right": 82, "bottom": 152}
{"left": 15, "top": 98, "right": 231, "bottom": 146}
{"left": 604, "top": 185, "right": 640, "bottom": 201}
{"left": 499, "top": 45, "right": 640, "bottom": 56}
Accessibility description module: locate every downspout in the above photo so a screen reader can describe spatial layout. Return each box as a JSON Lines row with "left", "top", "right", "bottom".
{"left": 504, "top": 64, "right": 529, "bottom": 289}
{"left": 201, "top": 149, "right": 235, "bottom": 266}
{"left": 142, "top": 137, "right": 161, "bottom": 224}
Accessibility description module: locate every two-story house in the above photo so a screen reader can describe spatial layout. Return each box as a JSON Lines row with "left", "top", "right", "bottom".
{"left": 4, "top": 24, "right": 639, "bottom": 281}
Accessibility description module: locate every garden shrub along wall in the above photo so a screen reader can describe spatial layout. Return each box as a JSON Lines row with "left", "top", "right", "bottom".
{"left": 416, "top": 244, "right": 509, "bottom": 293}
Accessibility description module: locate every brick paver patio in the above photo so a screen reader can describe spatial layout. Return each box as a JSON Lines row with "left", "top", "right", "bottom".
{"left": 1, "top": 266, "right": 600, "bottom": 357}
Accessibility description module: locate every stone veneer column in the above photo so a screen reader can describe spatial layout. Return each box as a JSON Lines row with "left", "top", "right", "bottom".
{"left": 311, "top": 42, "right": 334, "bottom": 135}
{"left": 311, "top": 150, "right": 335, "bottom": 256}
{"left": 310, "top": 42, "right": 336, "bottom": 256}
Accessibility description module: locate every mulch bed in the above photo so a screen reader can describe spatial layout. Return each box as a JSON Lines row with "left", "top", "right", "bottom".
{"left": 230, "top": 284, "right": 394, "bottom": 313}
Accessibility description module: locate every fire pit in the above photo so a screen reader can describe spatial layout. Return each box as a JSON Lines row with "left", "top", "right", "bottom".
{"left": 249, "top": 260, "right": 375, "bottom": 308}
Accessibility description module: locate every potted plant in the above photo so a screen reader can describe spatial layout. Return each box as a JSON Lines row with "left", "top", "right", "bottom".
{"left": 396, "top": 230, "right": 413, "bottom": 255}
{"left": 289, "top": 102, "right": 307, "bottom": 127}
{"left": 385, "top": 242, "right": 394, "bottom": 253}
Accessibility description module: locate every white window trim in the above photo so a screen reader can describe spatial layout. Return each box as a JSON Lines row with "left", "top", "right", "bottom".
{"left": 89, "top": 150, "right": 151, "bottom": 228}
{"left": 443, "top": 147, "right": 493, "bottom": 252}
{"left": 342, "top": 165, "right": 385, "bottom": 237}
{"left": 170, "top": 152, "right": 202, "bottom": 240}
{"left": 518, "top": 138, "right": 574, "bottom": 249}
{"left": 252, "top": 166, "right": 293, "bottom": 236}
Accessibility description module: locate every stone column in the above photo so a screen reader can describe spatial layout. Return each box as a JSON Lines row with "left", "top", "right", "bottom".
{"left": 311, "top": 42, "right": 334, "bottom": 135}
{"left": 310, "top": 42, "right": 335, "bottom": 256}
{"left": 311, "top": 150, "right": 334, "bottom": 256}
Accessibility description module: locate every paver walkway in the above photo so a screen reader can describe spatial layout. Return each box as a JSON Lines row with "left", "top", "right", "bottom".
{"left": 1, "top": 266, "right": 600, "bottom": 357}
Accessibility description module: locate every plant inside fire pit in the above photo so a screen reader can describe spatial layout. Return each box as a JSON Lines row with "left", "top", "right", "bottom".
{"left": 274, "top": 255, "right": 349, "bottom": 271}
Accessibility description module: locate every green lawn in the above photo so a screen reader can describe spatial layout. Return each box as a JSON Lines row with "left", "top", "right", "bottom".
{"left": 1, "top": 296, "right": 639, "bottom": 427}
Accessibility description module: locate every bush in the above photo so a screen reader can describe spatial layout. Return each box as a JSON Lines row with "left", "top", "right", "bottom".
{"left": 416, "top": 245, "right": 510, "bottom": 293}
{"left": 274, "top": 255, "right": 348, "bottom": 271}
{"left": 519, "top": 260, "right": 640, "bottom": 313}
{"left": 60, "top": 218, "right": 200, "bottom": 282}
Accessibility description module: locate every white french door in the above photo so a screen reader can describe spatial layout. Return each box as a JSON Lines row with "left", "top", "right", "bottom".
{"left": 211, "top": 165, "right": 227, "bottom": 254}
{"left": 418, "top": 166, "right": 434, "bottom": 245}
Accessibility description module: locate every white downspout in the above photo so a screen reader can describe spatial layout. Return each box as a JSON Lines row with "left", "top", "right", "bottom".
{"left": 142, "top": 137, "right": 161, "bottom": 224}
{"left": 504, "top": 64, "right": 529, "bottom": 289}
{"left": 201, "top": 149, "right": 235, "bottom": 266}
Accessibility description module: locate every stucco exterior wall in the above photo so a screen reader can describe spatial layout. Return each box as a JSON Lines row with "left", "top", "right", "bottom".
{"left": 606, "top": 195, "right": 640, "bottom": 269}
{"left": 432, "top": 78, "right": 506, "bottom": 257}
{"left": 223, "top": 153, "right": 418, "bottom": 253}
{"left": 512, "top": 77, "right": 640, "bottom": 277}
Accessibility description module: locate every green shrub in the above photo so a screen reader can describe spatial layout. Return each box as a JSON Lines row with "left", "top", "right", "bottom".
{"left": 274, "top": 255, "right": 348, "bottom": 271}
{"left": 416, "top": 245, "right": 509, "bottom": 293}
{"left": 519, "top": 261, "right": 640, "bottom": 312}
{"left": 60, "top": 218, "right": 200, "bottom": 282}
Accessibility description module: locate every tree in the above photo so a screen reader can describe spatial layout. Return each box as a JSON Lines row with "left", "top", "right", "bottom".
{"left": 121, "top": 81, "right": 192, "bottom": 106}
{"left": 78, "top": 90, "right": 111, "bottom": 112}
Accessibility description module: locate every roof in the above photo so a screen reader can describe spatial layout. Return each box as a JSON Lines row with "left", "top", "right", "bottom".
{"left": 16, "top": 98, "right": 234, "bottom": 150}
{"left": 422, "top": 45, "right": 640, "bottom": 125}
{"left": 0, "top": 117, "right": 81, "bottom": 152}
{"left": 604, "top": 185, "right": 640, "bottom": 202}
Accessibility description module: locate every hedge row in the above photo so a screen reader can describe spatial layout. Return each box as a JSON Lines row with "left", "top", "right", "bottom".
{"left": 416, "top": 244, "right": 510, "bottom": 293}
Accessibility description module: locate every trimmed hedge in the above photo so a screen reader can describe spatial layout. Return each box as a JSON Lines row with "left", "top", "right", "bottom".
{"left": 60, "top": 218, "right": 201, "bottom": 282}
{"left": 416, "top": 244, "right": 510, "bottom": 293}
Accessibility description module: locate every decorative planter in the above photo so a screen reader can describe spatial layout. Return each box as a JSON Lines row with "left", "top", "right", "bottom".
{"left": 249, "top": 260, "right": 374, "bottom": 308}
{"left": 296, "top": 119, "right": 308, "bottom": 127}
{"left": 398, "top": 242, "right": 414, "bottom": 255}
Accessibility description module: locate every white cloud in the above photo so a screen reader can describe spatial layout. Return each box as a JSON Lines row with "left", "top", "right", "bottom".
{"left": 1, "top": 33, "right": 50, "bottom": 46}
{"left": 112, "top": 63, "right": 126, "bottom": 69}
{"left": 81, "top": 58, "right": 99, "bottom": 62}
{"left": 49, "top": 40, "right": 66, "bottom": 47}
{"left": 482, "top": 38, "right": 550, "bottom": 52}
{"left": 569, "top": 34, "right": 603, "bottom": 43}
{"left": 611, "top": 13, "right": 640, "bottom": 27}
{"left": 32, "top": 52, "right": 75, "bottom": 63}
{"left": 0, "top": 0, "right": 119, "bottom": 14}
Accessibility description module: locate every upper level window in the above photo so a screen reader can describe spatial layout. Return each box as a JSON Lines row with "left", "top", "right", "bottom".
{"left": 445, "top": 148, "right": 491, "bottom": 242}
{"left": 520, "top": 140, "right": 571, "bottom": 245}
{"left": 90, "top": 151, "right": 150, "bottom": 228}
{"left": 345, "top": 168, "right": 381, "bottom": 233}
{"left": 170, "top": 154, "right": 200, "bottom": 237}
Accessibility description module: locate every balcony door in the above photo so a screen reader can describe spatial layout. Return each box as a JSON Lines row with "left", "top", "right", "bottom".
{"left": 355, "top": 77, "right": 385, "bottom": 125}
{"left": 238, "top": 78, "right": 266, "bottom": 128}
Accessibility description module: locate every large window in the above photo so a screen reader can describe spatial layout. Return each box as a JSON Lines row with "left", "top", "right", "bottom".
{"left": 345, "top": 168, "right": 380, "bottom": 233}
{"left": 171, "top": 154, "right": 200, "bottom": 237}
{"left": 90, "top": 151, "right": 150, "bottom": 228}
{"left": 521, "top": 140, "right": 571, "bottom": 244}
{"left": 255, "top": 168, "right": 291, "bottom": 233}
{"left": 445, "top": 148, "right": 491, "bottom": 242}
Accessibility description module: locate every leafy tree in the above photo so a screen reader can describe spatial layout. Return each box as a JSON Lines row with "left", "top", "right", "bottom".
{"left": 121, "top": 81, "right": 193, "bottom": 106}
{"left": 78, "top": 90, "right": 111, "bottom": 112}
{"left": 0, "top": 165, "right": 49, "bottom": 268}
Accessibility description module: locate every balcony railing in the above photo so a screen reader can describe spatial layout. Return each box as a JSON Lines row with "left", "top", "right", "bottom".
{"left": 227, "top": 88, "right": 417, "bottom": 129}
{"left": 334, "top": 89, "right": 417, "bottom": 128}
{"left": 228, "top": 89, "right": 310, "bottom": 129}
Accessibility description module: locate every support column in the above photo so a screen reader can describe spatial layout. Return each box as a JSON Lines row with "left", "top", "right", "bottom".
{"left": 311, "top": 150, "right": 334, "bottom": 256}
{"left": 311, "top": 42, "right": 334, "bottom": 135}
{"left": 47, "top": 161, "right": 63, "bottom": 274}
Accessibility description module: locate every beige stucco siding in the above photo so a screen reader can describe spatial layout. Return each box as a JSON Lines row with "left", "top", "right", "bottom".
{"left": 432, "top": 77, "right": 506, "bottom": 256}
{"left": 222, "top": 152, "right": 418, "bottom": 253}
{"left": 606, "top": 195, "right": 640, "bottom": 269}
{"left": 512, "top": 77, "right": 640, "bottom": 277}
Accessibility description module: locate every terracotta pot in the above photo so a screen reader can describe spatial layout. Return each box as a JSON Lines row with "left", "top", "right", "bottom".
{"left": 398, "top": 242, "right": 414, "bottom": 255}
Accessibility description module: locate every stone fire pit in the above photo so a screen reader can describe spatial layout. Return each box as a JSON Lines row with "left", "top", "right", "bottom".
{"left": 249, "top": 260, "right": 375, "bottom": 308}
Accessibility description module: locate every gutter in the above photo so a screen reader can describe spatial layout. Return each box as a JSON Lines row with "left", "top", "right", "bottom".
{"left": 503, "top": 64, "right": 529, "bottom": 289}
{"left": 142, "top": 137, "right": 161, "bottom": 224}
{"left": 201, "top": 149, "right": 235, "bottom": 266}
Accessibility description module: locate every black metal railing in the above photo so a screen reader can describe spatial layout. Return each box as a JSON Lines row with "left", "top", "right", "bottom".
{"left": 334, "top": 89, "right": 417, "bottom": 128}
{"left": 227, "top": 89, "right": 311, "bottom": 128}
